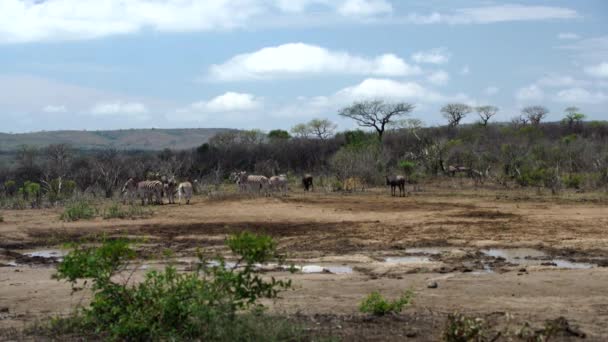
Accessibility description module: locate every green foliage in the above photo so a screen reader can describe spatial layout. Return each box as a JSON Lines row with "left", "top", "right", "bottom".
{"left": 561, "top": 134, "right": 578, "bottom": 145}
{"left": 267, "top": 129, "right": 291, "bottom": 140}
{"left": 47, "top": 178, "right": 77, "bottom": 203}
{"left": 3, "top": 180, "right": 17, "bottom": 196}
{"left": 562, "top": 173, "right": 583, "bottom": 189}
{"left": 102, "top": 203, "right": 153, "bottom": 220}
{"left": 19, "top": 181, "right": 41, "bottom": 200}
{"left": 52, "top": 233, "right": 295, "bottom": 341}
{"left": 398, "top": 160, "right": 416, "bottom": 176}
{"left": 343, "top": 130, "right": 376, "bottom": 149}
{"left": 60, "top": 201, "right": 96, "bottom": 221}
{"left": 359, "top": 290, "right": 414, "bottom": 316}
{"left": 443, "top": 313, "right": 488, "bottom": 342}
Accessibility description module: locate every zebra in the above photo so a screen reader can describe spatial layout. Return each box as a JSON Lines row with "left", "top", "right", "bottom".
{"left": 163, "top": 176, "right": 178, "bottom": 204}
{"left": 177, "top": 182, "right": 193, "bottom": 204}
{"left": 386, "top": 175, "right": 406, "bottom": 197}
{"left": 137, "top": 180, "right": 163, "bottom": 205}
{"left": 121, "top": 178, "right": 138, "bottom": 204}
{"left": 302, "top": 174, "right": 313, "bottom": 191}
{"left": 269, "top": 174, "right": 288, "bottom": 196}
{"left": 236, "top": 171, "right": 269, "bottom": 195}
{"left": 230, "top": 171, "right": 248, "bottom": 193}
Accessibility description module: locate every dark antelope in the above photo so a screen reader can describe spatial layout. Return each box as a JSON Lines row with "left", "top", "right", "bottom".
{"left": 302, "top": 174, "right": 313, "bottom": 191}
{"left": 386, "top": 175, "right": 406, "bottom": 197}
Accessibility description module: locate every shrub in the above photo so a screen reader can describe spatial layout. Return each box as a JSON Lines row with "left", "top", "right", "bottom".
{"left": 102, "top": 203, "right": 153, "bottom": 220}
{"left": 51, "top": 232, "right": 296, "bottom": 341}
{"left": 443, "top": 313, "right": 488, "bottom": 342}
{"left": 562, "top": 173, "right": 583, "bottom": 189}
{"left": 359, "top": 290, "right": 414, "bottom": 316}
{"left": 60, "top": 201, "right": 96, "bottom": 221}
{"left": 3, "top": 180, "right": 17, "bottom": 197}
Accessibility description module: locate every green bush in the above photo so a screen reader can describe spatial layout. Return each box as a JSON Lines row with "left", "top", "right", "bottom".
{"left": 359, "top": 290, "right": 414, "bottom": 316}
{"left": 4, "top": 180, "right": 17, "bottom": 196}
{"left": 398, "top": 160, "right": 416, "bottom": 176}
{"left": 52, "top": 232, "right": 296, "bottom": 341}
{"left": 443, "top": 313, "right": 488, "bottom": 342}
{"left": 562, "top": 173, "right": 583, "bottom": 189}
{"left": 60, "top": 201, "right": 96, "bottom": 221}
{"left": 102, "top": 203, "right": 153, "bottom": 220}
{"left": 47, "top": 178, "right": 77, "bottom": 203}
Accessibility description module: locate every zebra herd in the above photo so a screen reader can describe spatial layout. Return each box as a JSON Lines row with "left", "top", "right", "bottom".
{"left": 230, "top": 171, "right": 289, "bottom": 196}
{"left": 121, "top": 177, "right": 193, "bottom": 205}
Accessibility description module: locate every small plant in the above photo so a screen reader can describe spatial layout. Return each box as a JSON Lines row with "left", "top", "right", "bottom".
{"left": 443, "top": 312, "right": 488, "bottom": 342}
{"left": 562, "top": 173, "right": 583, "bottom": 189}
{"left": 60, "top": 201, "right": 96, "bottom": 222}
{"left": 102, "top": 203, "right": 152, "bottom": 220}
{"left": 359, "top": 290, "right": 414, "bottom": 316}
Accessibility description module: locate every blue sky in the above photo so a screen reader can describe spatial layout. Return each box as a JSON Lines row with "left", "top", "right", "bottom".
{"left": 0, "top": 0, "right": 607, "bottom": 133}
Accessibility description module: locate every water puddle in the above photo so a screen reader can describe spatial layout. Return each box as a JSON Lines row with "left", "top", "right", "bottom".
{"left": 298, "top": 265, "right": 353, "bottom": 274}
{"left": 481, "top": 248, "right": 594, "bottom": 269}
{"left": 23, "top": 250, "right": 68, "bottom": 260}
{"left": 384, "top": 256, "right": 432, "bottom": 264}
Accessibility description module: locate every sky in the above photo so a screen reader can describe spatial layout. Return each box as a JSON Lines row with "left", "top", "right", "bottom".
{"left": 0, "top": 0, "right": 607, "bottom": 133}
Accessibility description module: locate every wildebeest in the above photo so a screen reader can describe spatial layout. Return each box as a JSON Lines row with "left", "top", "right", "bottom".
{"left": 302, "top": 174, "right": 313, "bottom": 191}
{"left": 386, "top": 175, "right": 406, "bottom": 197}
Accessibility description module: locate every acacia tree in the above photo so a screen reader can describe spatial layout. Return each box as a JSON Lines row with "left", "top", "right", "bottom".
{"left": 563, "top": 106, "right": 586, "bottom": 128}
{"left": 476, "top": 105, "right": 498, "bottom": 127}
{"left": 290, "top": 123, "right": 312, "bottom": 139}
{"left": 522, "top": 105, "right": 549, "bottom": 126}
{"left": 339, "top": 100, "right": 415, "bottom": 141}
{"left": 441, "top": 103, "right": 472, "bottom": 128}
{"left": 308, "top": 118, "right": 337, "bottom": 140}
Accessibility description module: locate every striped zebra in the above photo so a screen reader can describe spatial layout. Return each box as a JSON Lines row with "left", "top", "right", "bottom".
{"left": 269, "top": 174, "right": 288, "bottom": 196}
{"left": 236, "top": 171, "right": 269, "bottom": 195}
{"left": 121, "top": 178, "right": 138, "bottom": 204}
{"left": 137, "top": 180, "right": 163, "bottom": 205}
{"left": 163, "top": 177, "right": 178, "bottom": 204}
{"left": 177, "top": 182, "right": 193, "bottom": 204}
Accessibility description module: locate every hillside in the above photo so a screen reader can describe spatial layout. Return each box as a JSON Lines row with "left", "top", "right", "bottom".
{"left": 0, "top": 128, "right": 233, "bottom": 151}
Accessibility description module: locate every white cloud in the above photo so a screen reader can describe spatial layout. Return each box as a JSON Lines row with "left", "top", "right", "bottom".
{"left": 558, "top": 32, "right": 579, "bottom": 40}
{"left": 334, "top": 78, "right": 470, "bottom": 104}
{"left": 584, "top": 62, "right": 608, "bottom": 78}
{"left": 515, "top": 84, "right": 544, "bottom": 102}
{"left": 411, "top": 48, "right": 450, "bottom": 64}
{"left": 427, "top": 70, "right": 449, "bottom": 86}
{"left": 405, "top": 5, "right": 578, "bottom": 25}
{"left": 0, "top": 0, "right": 265, "bottom": 43}
{"left": 170, "top": 92, "right": 261, "bottom": 122}
{"left": 90, "top": 102, "right": 149, "bottom": 120}
{"left": 43, "top": 105, "right": 67, "bottom": 113}
{"left": 537, "top": 74, "right": 590, "bottom": 87}
{"left": 337, "top": 0, "right": 392, "bottom": 17}
{"left": 554, "top": 88, "right": 608, "bottom": 104}
{"left": 484, "top": 86, "right": 499, "bottom": 96}
{"left": 207, "top": 43, "right": 420, "bottom": 81}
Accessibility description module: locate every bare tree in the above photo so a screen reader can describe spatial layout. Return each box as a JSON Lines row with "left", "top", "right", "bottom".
{"left": 92, "top": 148, "right": 124, "bottom": 198}
{"left": 308, "top": 118, "right": 337, "bottom": 140}
{"left": 476, "top": 105, "right": 498, "bottom": 127}
{"left": 339, "top": 100, "right": 415, "bottom": 141}
{"left": 522, "top": 105, "right": 549, "bottom": 126}
{"left": 441, "top": 103, "right": 472, "bottom": 128}
{"left": 290, "top": 123, "right": 312, "bottom": 139}
{"left": 511, "top": 115, "right": 529, "bottom": 128}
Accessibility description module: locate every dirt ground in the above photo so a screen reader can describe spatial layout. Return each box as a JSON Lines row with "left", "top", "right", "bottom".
{"left": 1, "top": 185, "right": 607, "bottom": 340}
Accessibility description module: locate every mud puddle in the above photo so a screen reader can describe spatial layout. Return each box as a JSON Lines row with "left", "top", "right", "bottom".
{"left": 481, "top": 248, "right": 595, "bottom": 269}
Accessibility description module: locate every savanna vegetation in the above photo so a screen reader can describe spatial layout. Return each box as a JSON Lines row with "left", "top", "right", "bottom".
{"left": 0, "top": 101, "right": 605, "bottom": 208}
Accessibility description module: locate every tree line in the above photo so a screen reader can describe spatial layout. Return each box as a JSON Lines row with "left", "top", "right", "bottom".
{"left": 0, "top": 101, "right": 606, "bottom": 206}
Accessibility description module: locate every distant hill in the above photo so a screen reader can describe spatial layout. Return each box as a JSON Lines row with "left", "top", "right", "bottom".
{"left": 0, "top": 128, "right": 233, "bottom": 151}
